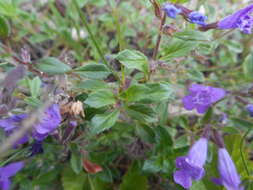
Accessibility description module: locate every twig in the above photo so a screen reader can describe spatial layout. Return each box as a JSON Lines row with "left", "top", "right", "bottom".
{"left": 152, "top": 13, "right": 166, "bottom": 60}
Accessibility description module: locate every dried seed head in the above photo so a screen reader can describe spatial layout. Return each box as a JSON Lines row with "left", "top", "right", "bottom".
{"left": 71, "top": 101, "right": 85, "bottom": 117}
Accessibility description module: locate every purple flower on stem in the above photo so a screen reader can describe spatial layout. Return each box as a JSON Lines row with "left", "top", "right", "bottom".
{"left": 30, "top": 141, "right": 43, "bottom": 156}
{"left": 0, "top": 114, "right": 29, "bottom": 146}
{"left": 32, "top": 104, "right": 62, "bottom": 140}
{"left": 162, "top": 3, "right": 181, "bottom": 18}
{"left": 188, "top": 11, "right": 207, "bottom": 26}
{"left": 218, "top": 4, "right": 253, "bottom": 34}
{"left": 0, "top": 161, "right": 24, "bottom": 190}
{"left": 246, "top": 104, "right": 253, "bottom": 117}
{"left": 213, "top": 148, "right": 243, "bottom": 190}
{"left": 182, "top": 84, "right": 226, "bottom": 114}
{"left": 174, "top": 138, "right": 208, "bottom": 189}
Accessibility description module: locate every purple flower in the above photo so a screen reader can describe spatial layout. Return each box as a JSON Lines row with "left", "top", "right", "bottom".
{"left": 188, "top": 11, "right": 207, "bottom": 26}
{"left": 182, "top": 84, "right": 226, "bottom": 114}
{"left": 32, "top": 104, "right": 62, "bottom": 140}
{"left": 173, "top": 138, "right": 208, "bottom": 189}
{"left": 0, "top": 161, "right": 24, "bottom": 190}
{"left": 246, "top": 104, "right": 253, "bottom": 117}
{"left": 30, "top": 141, "right": 43, "bottom": 156}
{"left": 0, "top": 104, "right": 62, "bottom": 142}
{"left": 218, "top": 4, "right": 253, "bottom": 34}
{"left": 0, "top": 114, "right": 29, "bottom": 146}
{"left": 213, "top": 148, "right": 243, "bottom": 190}
{"left": 163, "top": 3, "right": 181, "bottom": 18}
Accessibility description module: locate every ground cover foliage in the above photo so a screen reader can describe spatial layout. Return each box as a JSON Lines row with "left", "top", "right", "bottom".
{"left": 0, "top": 0, "right": 253, "bottom": 189}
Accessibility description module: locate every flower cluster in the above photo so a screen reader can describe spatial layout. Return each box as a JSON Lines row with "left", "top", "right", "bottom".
{"left": 174, "top": 136, "right": 243, "bottom": 189}
{"left": 162, "top": 3, "right": 253, "bottom": 34}
{"left": 162, "top": 3, "right": 207, "bottom": 26}
{"left": 0, "top": 104, "right": 62, "bottom": 189}
{"left": 182, "top": 84, "right": 226, "bottom": 114}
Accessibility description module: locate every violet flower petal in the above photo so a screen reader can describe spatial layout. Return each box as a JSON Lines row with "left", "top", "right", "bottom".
{"left": 218, "top": 4, "right": 253, "bottom": 29}
{"left": 218, "top": 148, "right": 243, "bottom": 190}
{"left": 2, "top": 162, "right": 24, "bottom": 177}
{"left": 182, "top": 96, "right": 195, "bottom": 110}
{"left": 1, "top": 178, "right": 11, "bottom": 190}
{"left": 174, "top": 170, "right": 192, "bottom": 189}
{"left": 188, "top": 138, "right": 208, "bottom": 167}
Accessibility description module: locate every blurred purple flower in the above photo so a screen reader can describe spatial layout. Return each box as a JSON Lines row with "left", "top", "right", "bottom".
{"left": 32, "top": 104, "right": 62, "bottom": 140}
{"left": 182, "top": 84, "right": 226, "bottom": 114}
{"left": 213, "top": 148, "right": 243, "bottom": 190}
{"left": 0, "top": 161, "right": 24, "bottom": 190}
{"left": 188, "top": 11, "right": 207, "bottom": 26}
{"left": 162, "top": 3, "right": 181, "bottom": 18}
{"left": 246, "top": 104, "right": 253, "bottom": 117}
{"left": 0, "top": 104, "right": 61, "bottom": 142}
{"left": 218, "top": 4, "right": 253, "bottom": 34}
{"left": 0, "top": 114, "right": 29, "bottom": 146}
{"left": 174, "top": 138, "right": 208, "bottom": 189}
{"left": 30, "top": 141, "right": 43, "bottom": 156}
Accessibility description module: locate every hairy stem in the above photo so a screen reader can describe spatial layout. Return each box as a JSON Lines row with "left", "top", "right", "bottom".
{"left": 152, "top": 13, "right": 166, "bottom": 60}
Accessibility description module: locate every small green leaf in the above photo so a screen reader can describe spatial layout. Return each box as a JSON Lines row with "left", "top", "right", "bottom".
{"left": 174, "top": 30, "right": 211, "bottom": 41}
{"left": 120, "top": 163, "right": 148, "bottom": 190}
{"left": 28, "top": 77, "right": 41, "bottom": 98}
{"left": 74, "top": 63, "right": 110, "bottom": 79}
{"left": 91, "top": 110, "right": 120, "bottom": 134}
{"left": 126, "top": 104, "right": 157, "bottom": 123}
{"left": 116, "top": 49, "right": 149, "bottom": 74}
{"left": 0, "top": 16, "right": 10, "bottom": 38}
{"left": 36, "top": 57, "right": 71, "bottom": 74}
{"left": 61, "top": 166, "right": 86, "bottom": 190}
{"left": 70, "top": 144, "right": 82, "bottom": 174}
{"left": 144, "top": 82, "right": 174, "bottom": 102}
{"left": 121, "top": 84, "right": 150, "bottom": 102}
{"left": 187, "top": 69, "right": 205, "bottom": 82}
{"left": 24, "top": 97, "right": 42, "bottom": 107}
{"left": 161, "top": 39, "right": 197, "bottom": 60}
{"left": 84, "top": 90, "right": 116, "bottom": 108}
{"left": 76, "top": 80, "right": 108, "bottom": 91}
{"left": 243, "top": 54, "right": 253, "bottom": 80}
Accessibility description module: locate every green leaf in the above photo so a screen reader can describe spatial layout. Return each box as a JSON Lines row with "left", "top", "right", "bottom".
{"left": 24, "top": 97, "right": 42, "bottom": 107}
{"left": 155, "top": 126, "right": 173, "bottom": 147}
{"left": 121, "top": 84, "right": 150, "bottom": 102}
{"left": 144, "top": 82, "right": 174, "bottom": 102}
{"left": 126, "top": 104, "right": 157, "bottom": 123}
{"left": 243, "top": 54, "right": 253, "bottom": 80}
{"left": 161, "top": 39, "right": 197, "bottom": 60}
{"left": 28, "top": 77, "right": 41, "bottom": 98}
{"left": 36, "top": 57, "right": 71, "bottom": 74}
{"left": 174, "top": 30, "right": 211, "bottom": 41}
{"left": 120, "top": 163, "right": 148, "bottom": 190}
{"left": 61, "top": 166, "right": 86, "bottom": 190}
{"left": 84, "top": 90, "right": 116, "bottom": 108}
{"left": 91, "top": 110, "right": 120, "bottom": 134}
{"left": 116, "top": 49, "right": 149, "bottom": 74}
{"left": 190, "top": 181, "right": 208, "bottom": 190}
{"left": 76, "top": 80, "right": 108, "bottom": 91}
{"left": 0, "top": 16, "right": 10, "bottom": 38}
{"left": 187, "top": 69, "right": 205, "bottom": 82}
{"left": 70, "top": 144, "right": 82, "bottom": 174}
{"left": 74, "top": 63, "right": 110, "bottom": 79}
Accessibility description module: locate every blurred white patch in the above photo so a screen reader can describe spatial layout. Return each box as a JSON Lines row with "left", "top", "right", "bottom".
{"left": 71, "top": 28, "right": 87, "bottom": 40}
{"left": 199, "top": 5, "right": 206, "bottom": 15}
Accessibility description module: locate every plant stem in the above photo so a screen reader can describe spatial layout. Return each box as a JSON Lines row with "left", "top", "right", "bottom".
{"left": 240, "top": 128, "right": 251, "bottom": 177}
{"left": 73, "top": 0, "right": 119, "bottom": 80}
{"left": 152, "top": 13, "right": 166, "bottom": 60}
